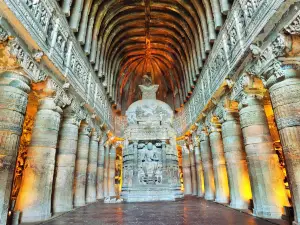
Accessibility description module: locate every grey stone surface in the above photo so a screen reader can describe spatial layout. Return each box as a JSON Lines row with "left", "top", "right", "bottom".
{"left": 40, "top": 197, "right": 288, "bottom": 225}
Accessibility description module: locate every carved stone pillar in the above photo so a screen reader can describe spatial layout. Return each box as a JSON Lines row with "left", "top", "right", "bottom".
{"left": 86, "top": 130, "right": 99, "bottom": 203}
{"left": 53, "top": 106, "right": 81, "bottom": 213}
{"left": 0, "top": 71, "right": 30, "bottom": 225}
{"left": 265, "top": 65, "right": 300, "bottom": 223}
{"left": 193, "top": 133, "right": 205, "bottom": 197}
{"left": 73, "top": 122, "right": 91, "bottom": 207}
{"left": 209, "top": 123, "right": 230, "bottom": 203}
{"left": 15, "top": 96, "right": 62, "bottom": 223}
{"left": 239, "top": 94, "right": 289, "bottom": 218}
{"left": 103, "top": 143, "right": 110, "bottom": 197}
{"left": 108, "top": 145, "right": 116, "bottom": 197}
{"left": 199, "top": 128, "right": 215, "bottom": 200}
{"left": 189, "top": 144, "right": 197, "bottom": 196}
{"left": 96, "top": 135, "right": 106, "bottom": 200}
{"left": 220, "top": 109, "right": 252, "bottom": 209}
{"left": 182, "top": 145, "right": 192, "bottom": 195}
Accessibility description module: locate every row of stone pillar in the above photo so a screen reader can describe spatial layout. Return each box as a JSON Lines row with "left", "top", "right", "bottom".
{"left": 181, "top": 90, "right": 294, "bottom": 220}
{"left": 0, "top": 71, "right": 117, "bottom": 225}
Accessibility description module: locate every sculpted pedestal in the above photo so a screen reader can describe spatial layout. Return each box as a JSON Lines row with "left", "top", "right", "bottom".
{"left": 221, "top": 110, "right": 252, "bottom": 209}
{"left": 73, "top": 122, "right": 91, "bottom": 207}
{"left": 0, "top": 72, "right": 30, "bottom": 225}
{"left": 16, "top": 97, "right": 62, "bottom": 223}
{"left": 53, "top": 107, "right": 80, "bottom": 213}
{"left": 86, "top": 131, "right": 99, "bottom": 203}
{"left": 199, "top": 129, "right": 215, "bottom": 200}
{"left": 239, "top": 95, "right": 289, "bottom": 218}
{"left": 209, "top": 125, "right": 230, "bottom": 204}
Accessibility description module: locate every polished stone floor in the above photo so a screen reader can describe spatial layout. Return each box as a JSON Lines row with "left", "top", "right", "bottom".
{"left": 41, "top": 198, "right": 289, "bottom": 225}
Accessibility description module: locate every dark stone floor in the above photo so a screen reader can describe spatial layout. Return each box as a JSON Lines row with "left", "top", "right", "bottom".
{"left": 41, "top": 198, "right": 289, "bottom": 225}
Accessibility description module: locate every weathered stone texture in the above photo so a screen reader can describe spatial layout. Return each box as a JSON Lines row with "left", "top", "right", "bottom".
{"left": 194, "top": 142, "right": 205, "bottom": 197}
{"left": 268, "top": 68, "right": 300, "bottom": 224}
{"left": 53, "top": 107, "right": 80, "bottom": 213}
{"left": 199, "top": 130, "right": 215, "bottom": 200}
{"left": 182, "top": 148, "right": 192, "bottom": 195}
{"left": 209, "top": 128, "right": 230, "bottom": 204}
{"left": 15, "top": 97, "right": 61, "bottom": 223}
{"left": 221, "top": 112, "right": 252, "bottom": 209}
{"left": 96, "top": 137, "right": 106, "bottom": 199}
{"left": 86, "top": 131, "right": 99, "bottom": 203}
{"left": 239, "top": 96, "right": 289, "bottom": 219}
{"left": 108, "top": 145, "right": 116, "bottom": 197}
{"left": 0, "top": 71, "right": 30, "bottom": 225}
{"left": 73, "top": 122, "right": 91, "bottom": 207}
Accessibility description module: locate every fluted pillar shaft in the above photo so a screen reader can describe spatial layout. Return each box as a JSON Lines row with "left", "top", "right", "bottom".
{"left": 73, "top": 122, "right": 91, "bottom": 207}
{"left": 182, "top": 146, "right": 192, "bottom": 195}
{"left": 16, "top": 97, "right": 62, "bottom": 223}
{"left": 108, "top": 145, "right": 116, "bottom": 197}
{"left": 267, "top": 67, "right": 300, "bottom": 224}
{"left": 209, "top": 126, "right": 230, "bottom": 203}
{"left": 103, "top": 144, "right": 110, "bottom": 197}
{"left": 221, "top": 111, "right": 252, "bottom": 209}
{"left": 0, "top": 72, "right": 30, "bottom": 225}
{"left": 53, "top": 107, "right": 80, "bottom": 213}
{"left": 239, "top": 96, "right": 289, "bottom": 218}
{"left": 200, "top": 130, "right": 215, "bottom": 200}
{"left": 189, "top": 146, "right": 197, "bottom": 196}
{"left": 96, "top": 136, "right": 106, "bottom": 199}
{"left": 86, "top": 131, "right": 99, "bottom": 203}
{"left": 194, "top": 139, "right": 205, "bottom": 197}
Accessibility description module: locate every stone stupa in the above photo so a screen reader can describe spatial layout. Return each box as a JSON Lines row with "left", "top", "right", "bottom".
{"left": 121, "top": 75, "right": 183, "bottom": 202}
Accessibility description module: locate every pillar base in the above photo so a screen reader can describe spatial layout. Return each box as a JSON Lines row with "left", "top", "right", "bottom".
{"left": 74, "top": 201, "right": 86, "bottom": 207}
{"left": 229, "top": 202, "right": 249, "bottom": 210}
{"left": 215, "top": 197, "right": 229, "bottom": 204}
{"left": 20, "top": 212, "right": 51, "bottom": 223}
{"left": 253, "top": 207, "right": 283, "bottom": 219}
{"left": 197, "top": 194, "right": 205, "bottom": 198}
{"left": 53, "top": 205, "right": 73, "bottom": 214}
{"left": 204, "top": 194, "right": 215, "bottom": 201}
{"left": 86, "top": 199, "right": 97, "bottom": 204}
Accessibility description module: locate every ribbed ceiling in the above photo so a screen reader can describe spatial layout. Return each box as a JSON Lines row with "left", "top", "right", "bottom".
{"left": 59, "top": 0, "right": 231, "bottom": 113}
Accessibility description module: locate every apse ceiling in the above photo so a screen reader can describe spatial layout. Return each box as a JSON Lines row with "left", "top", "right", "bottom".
{"left": 60, "top": 0, "right": 231, "bottom": 113}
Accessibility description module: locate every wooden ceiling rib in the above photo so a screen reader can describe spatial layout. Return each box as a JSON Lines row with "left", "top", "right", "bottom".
{"left": 59, "top": 0, "right": 231, "bottom": 113}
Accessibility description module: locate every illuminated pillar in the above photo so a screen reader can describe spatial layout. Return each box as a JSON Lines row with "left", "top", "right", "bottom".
{"left": 239, "top": 94, "right": 289, "bottom": 218}
{"left": 199, "top": 127, "right": 215, "bottom": 200}
{"left": 86, "top": 130, "right": 99, "bottom": 203}
{"left": 266, "top": 65, "right": 300, "bottom": 224}
{"left": 189, "top": 144, "right": 197, "bottom": 196}
{"left": 53, "top": 107, "right": 80, "bottom": 213}
{"left": 209, "top": 123, "right": 230, "bottom": 204}
{"left": 182, "top": 145, "right": 192, "bottom": 195}
{"left": 103, "top": 143, "right": 110, "bottom": 197}
{"left": 0, "top": 72, "right": 30, "bottom": 225}
{"left": 73, "top": 122, "right": 91, "bottom": 207}
{"left": 108, "top": 145, "right": 116, "bottom": 197}
{"left": 16, "top": 96, "right": 62, "bottom": 223}
{"left": 193, "top": 133, "right": 205, "bottom": 197}
{"left": 96, "top": 134, "right": 106, "bottom": 199}
{"left": 221, "top": 109, "right": 252, "bottom": 209}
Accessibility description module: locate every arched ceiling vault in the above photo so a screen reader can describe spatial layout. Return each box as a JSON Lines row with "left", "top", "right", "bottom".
{"left": 60, "top": 0, "right": 232, "bottom": 113}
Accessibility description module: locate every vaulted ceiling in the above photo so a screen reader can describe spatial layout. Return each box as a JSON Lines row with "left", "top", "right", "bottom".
{"left": 59, "top": 0, "right": 232, "bottom": 113}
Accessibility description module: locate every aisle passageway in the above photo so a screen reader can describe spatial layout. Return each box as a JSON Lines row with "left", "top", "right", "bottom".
{"left": 41, "top": 198, "right": 287, "bottom": 225}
